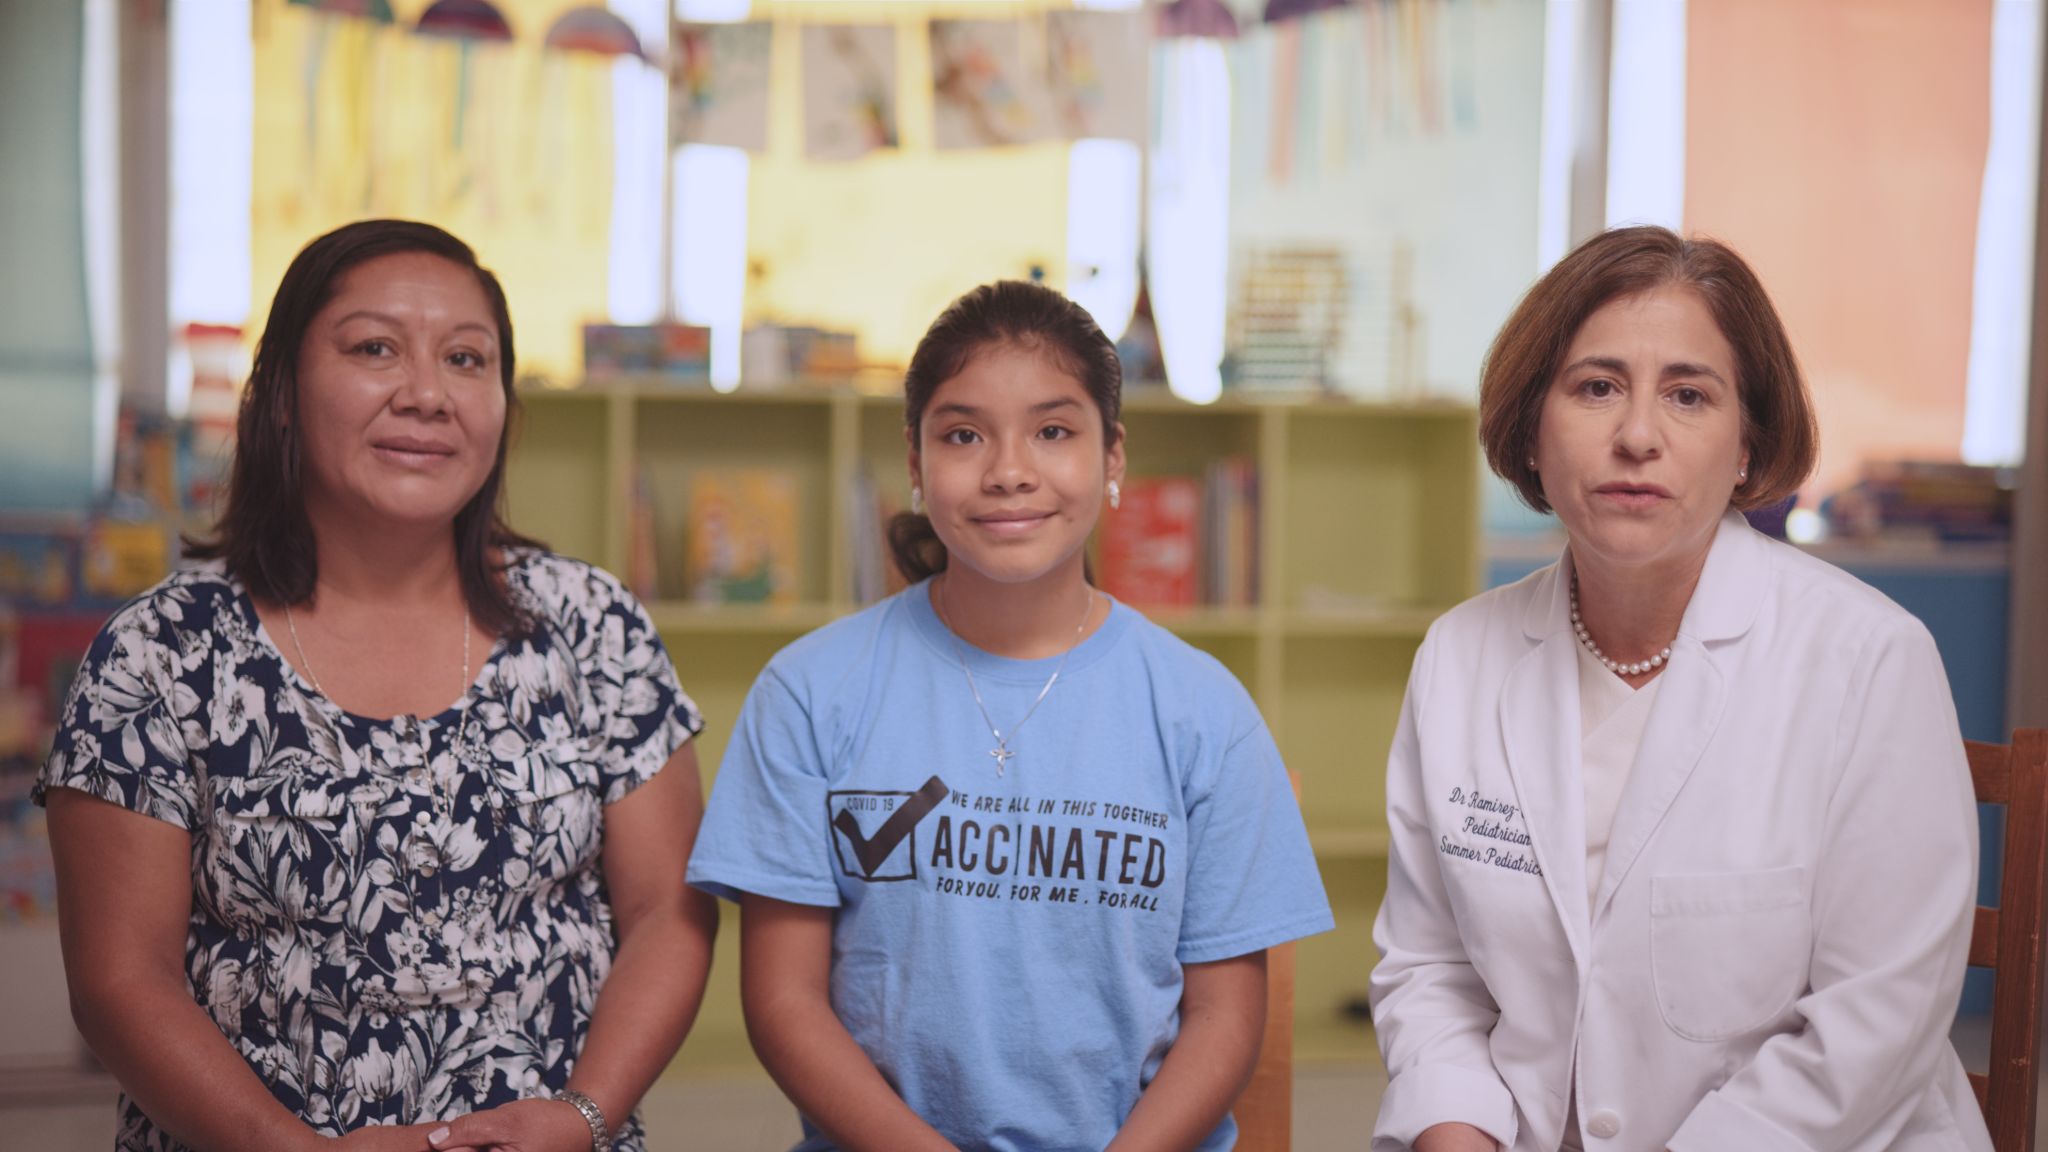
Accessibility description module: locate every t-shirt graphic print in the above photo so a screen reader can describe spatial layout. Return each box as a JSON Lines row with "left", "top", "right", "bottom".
{"left": 689, "top": 582, "right": 1333, "bottom": 1152}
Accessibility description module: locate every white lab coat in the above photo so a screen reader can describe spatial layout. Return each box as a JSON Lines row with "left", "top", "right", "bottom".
{"left": 1370, "top": 512, "right": 1992, "bottom": 1152}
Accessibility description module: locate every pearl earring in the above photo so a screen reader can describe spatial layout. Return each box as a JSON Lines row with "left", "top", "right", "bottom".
{"left": 911, "top": 487, "right": 923, "bottom": 515}
{"left": 1527, "top": 457, "right": 1538, "bottom": 471}
{"left": 1107, "top": 481, "right": 1121, "bottom": 510}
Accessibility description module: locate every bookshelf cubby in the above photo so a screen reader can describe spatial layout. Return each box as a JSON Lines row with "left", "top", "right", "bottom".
{"left": 505, "top": 382, "right": 1480, "bottom": 1070}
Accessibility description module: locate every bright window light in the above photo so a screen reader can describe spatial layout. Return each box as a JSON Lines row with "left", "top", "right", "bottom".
{"left": 674, "top": 144, "right": 749, "bottom": 391}
{"left": 1147, "top": 39, "right": 1230, "bottom": 405}
{"left": 1066, "top": 138, "right": 1141, "bottom": 341}
{"left": 168, "top": 0, "right": 254, "bottom": 416}
{"left": 1962, "top": 0, "right": 2042, "bottom": 466}
{"left": 676, "top": 0, "right": 749, "bottom": 21}
{"left": 1535, "top": 0, "right": 1580, "bottom": 270}
{"left": 1605, "top": 0, "right": 1685, "bottom": 230}
{"left": 84, "top": 0, "right": 120, "bottom": 490}
{"left": 609, "top": 0, "right": 671, "bottom": 326}
{"left": 672, "top": 0, "right": 751, "bottom": 390}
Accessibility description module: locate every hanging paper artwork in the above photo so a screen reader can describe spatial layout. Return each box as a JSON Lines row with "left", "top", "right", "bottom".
{"left": 1045, "top": 10, "right": 1148, "bottom": 143}
{"left": 802, "top": 24, "right": 899, "bottom": 162}
{"left": 929, "top": 19, "right": 1050, "bottom": 150}
{"left": 672, "top": 22, "right": 772, "bottom": 152}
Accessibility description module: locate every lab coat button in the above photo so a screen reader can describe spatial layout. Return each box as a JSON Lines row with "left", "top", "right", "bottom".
{"left": 1587, "top": 1110, "right": 1621, "bottom": 1140}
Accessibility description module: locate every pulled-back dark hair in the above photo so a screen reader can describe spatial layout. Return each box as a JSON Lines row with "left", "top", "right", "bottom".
{"left": 889, "top": 280, "right": 1123, "bottom": 583}
{"left": 186, "top": 218, "right": 541, "bottom": 636}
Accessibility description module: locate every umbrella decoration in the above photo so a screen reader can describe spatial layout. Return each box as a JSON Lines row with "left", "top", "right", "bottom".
{"left": 1263, "top": 0, "right": 1349, "bottom": 22}
{"left": 544, "top": 6, "right": 648, "bottom": 62}
{"left": 415, "top": 0, "right": 514, "bottom": 41}
{"left": 1157, "top": 0, "right": 1241, "bottom": 39}
{"left": 285, "top": 0, "right": 395, "bottom": 22}
{"left": 414, "top": 0, "right": 514, "bottom": 205}
{"left": 287, "top": 0, "right": 393, "bottom": 211}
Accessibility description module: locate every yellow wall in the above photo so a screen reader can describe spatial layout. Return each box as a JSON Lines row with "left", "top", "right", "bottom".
{"left": 250, "top": 0, "right": 617, "bottom": 381}
{"left": 741, "top": 1, "right": 1074, "bottom": 368}
{"left": 250, "top": 0, "right": 1094, "bottom": 378}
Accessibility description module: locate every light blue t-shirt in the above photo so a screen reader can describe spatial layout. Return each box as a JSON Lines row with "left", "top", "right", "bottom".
{"left": 687, "top": 580, "right": 1334, "bottom": 1152}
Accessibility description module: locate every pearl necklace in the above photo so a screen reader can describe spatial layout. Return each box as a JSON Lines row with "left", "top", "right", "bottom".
{"left": 1569, "top": 576, "right": 1672, "bottom": 677}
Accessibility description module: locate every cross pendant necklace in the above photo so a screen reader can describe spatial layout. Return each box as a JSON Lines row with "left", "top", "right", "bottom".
{"left": 937, "top": 576, "right": 1097, "bottom": 778}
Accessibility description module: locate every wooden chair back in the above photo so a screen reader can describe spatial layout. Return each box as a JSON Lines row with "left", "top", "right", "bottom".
{"left": 1968, "top": 729, "right": 2048, "bottom": 1152}
{"left": 1232, "top": 774, "right": 1303, "bottom": 1151}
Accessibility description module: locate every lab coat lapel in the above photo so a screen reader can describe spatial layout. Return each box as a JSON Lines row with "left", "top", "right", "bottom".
{"left": 1591, "top": 512, "right": 1766, "bottom": 921}
{"left": 1499, "top": 559, "right": 1590, "bottom": 961}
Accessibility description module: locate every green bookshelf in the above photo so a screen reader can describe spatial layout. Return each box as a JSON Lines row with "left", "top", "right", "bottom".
{"left": 505, "top": 381, "right": 1480, "bottom": 1073}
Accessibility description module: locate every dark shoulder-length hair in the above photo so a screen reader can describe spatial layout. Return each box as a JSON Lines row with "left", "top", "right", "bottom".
{"left": 887, "top": 280, "right": 1123, "bottom": 583}
{"left": 186, "top": 218, "right": 541, "bottom": 636}
{"left": 1478, "top": 225, "right": 1819, "bottom": 514}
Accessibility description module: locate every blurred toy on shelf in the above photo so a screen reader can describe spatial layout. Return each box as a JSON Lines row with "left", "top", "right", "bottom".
{"left": 583, "top": 322, "right": 713, "bottom": 384}
{"left": 742, "top": 324, "right": 861, "bottom": 387}
{"left": 1821, "top": 460, "right": 2015, "bottom": 548}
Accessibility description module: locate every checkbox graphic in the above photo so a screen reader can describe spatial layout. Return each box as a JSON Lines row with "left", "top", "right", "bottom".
{"left": 828, "top": 775, "right": 950, "bottom": 883}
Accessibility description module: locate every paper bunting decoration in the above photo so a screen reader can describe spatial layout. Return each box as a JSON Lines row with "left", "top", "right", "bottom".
{"left": 1157, "top": 0, "right": 1241, "bottom": 39}
{"left": 672, "top": 22, "right": 773, "bottom": 152}
{"left": 545, "top": 7, "right": 646, "bottom": 60}
{"left": 1046, "top": 10, "right": 1149, "bottom": 143}
{"left": 930, "top": 20, "right": 1051, "bottom": 149}
{"left": 286, "top": 0, "right": 395, "bottom": 23}
{"left": 415, "top": 0, "right": 513, "bottom": 41}
{"left": 802, "top": 24, "right": 899, "bottom": 162}
{"left": 1264, "top": 0, "right": 1350, "bottom": 23}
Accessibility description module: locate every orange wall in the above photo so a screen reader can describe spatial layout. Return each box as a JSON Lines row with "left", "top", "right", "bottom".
{"left": 1684, "top": 0, "right": 1991, "bottom": 498}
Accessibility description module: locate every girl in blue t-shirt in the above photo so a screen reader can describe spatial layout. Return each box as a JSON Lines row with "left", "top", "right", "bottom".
{"left": 688, "top": 281, "right": 1332, "bottom": 1151}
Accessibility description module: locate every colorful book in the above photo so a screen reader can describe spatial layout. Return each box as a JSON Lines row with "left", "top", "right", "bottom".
{"left": 1099, "top": 476, "right": 1202, "bottom": 607}
{"left": 685, "top": 470, "right": 799, "bottom": 604}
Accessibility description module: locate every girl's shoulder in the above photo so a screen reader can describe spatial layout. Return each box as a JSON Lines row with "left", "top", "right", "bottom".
{"left": 759, "top": 590, "right": 918, "bottom": 692}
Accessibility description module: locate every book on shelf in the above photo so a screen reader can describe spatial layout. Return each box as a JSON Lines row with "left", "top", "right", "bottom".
{"left": 1098, "top": 476, "right": 1202, "bottom": 608}
{"left": 1093, "top": 462, "right": 1259, "bottom": 611}
{"left": 1204, "top": 458, "right": 1259, "bottom": 608}
{"left": 627, "top": 468, "right": 659, "bottom": 602}
{"left": 685, "top": 469, "right": 800, "bottom": 604}
{"left": 847, "top": 464, "right": 910, "bottom": 604}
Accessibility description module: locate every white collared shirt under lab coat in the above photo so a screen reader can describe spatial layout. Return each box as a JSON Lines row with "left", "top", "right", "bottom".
{"left": 1370, "top": 511, "right": 1993, "bottom": 1152}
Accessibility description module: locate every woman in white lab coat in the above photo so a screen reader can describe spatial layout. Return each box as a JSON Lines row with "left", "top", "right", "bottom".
{"left": 1370, "top": 226, "right": 1992, "bottom": 1152}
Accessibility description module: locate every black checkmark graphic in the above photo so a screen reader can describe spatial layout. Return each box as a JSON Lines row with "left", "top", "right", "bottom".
{"left": 833, "top": 775, "right": 951, "bottom": 878}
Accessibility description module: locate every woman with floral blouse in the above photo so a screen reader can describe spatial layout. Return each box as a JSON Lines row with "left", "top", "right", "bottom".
{"left": 38, "top": 220, "right": 717, "bottom": 1152}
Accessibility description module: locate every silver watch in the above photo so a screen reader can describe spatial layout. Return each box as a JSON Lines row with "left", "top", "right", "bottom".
{"left": 552, "top": 1088, "right": 611, "bottom": 1152}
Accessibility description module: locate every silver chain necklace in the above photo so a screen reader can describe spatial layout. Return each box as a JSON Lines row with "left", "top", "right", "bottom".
{"left": 1570, "top": 575, "right": 1673, "bottom": 677}
{"left": 283, "top": 598, "right": 475, "bottom": 824}
{"left": 935, "top": 576, "right": 1097, "bottom": 777}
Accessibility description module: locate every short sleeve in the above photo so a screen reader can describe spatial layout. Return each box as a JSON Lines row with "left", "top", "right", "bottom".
{"left": 582, "top": 578, "right": 704, "bottom": 805}
{"left": 1177, "top": 715, "right": 1335, "bottom": 964}
{"left": 686, "top": 668, "right": 842, "bottom": 907}
{"left": 35, "top": 588, "right": 206, "bottom": 829}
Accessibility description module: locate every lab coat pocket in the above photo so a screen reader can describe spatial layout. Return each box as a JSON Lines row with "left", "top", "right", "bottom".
{"left": 1650, "top": 865, "right": 1809, "bottom": 1042}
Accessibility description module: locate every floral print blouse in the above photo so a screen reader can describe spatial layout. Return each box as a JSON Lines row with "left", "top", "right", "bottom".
{"left": 37, "top": 551, "right": 701, "bottom": 1151}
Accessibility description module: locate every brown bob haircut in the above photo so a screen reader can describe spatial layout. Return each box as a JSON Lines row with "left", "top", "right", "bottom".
{"left": 186, "top": 219, "right": 541, "bottom": 636}
{"left": 1478, "top": 225, "right": 1818, "bottom": 514}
